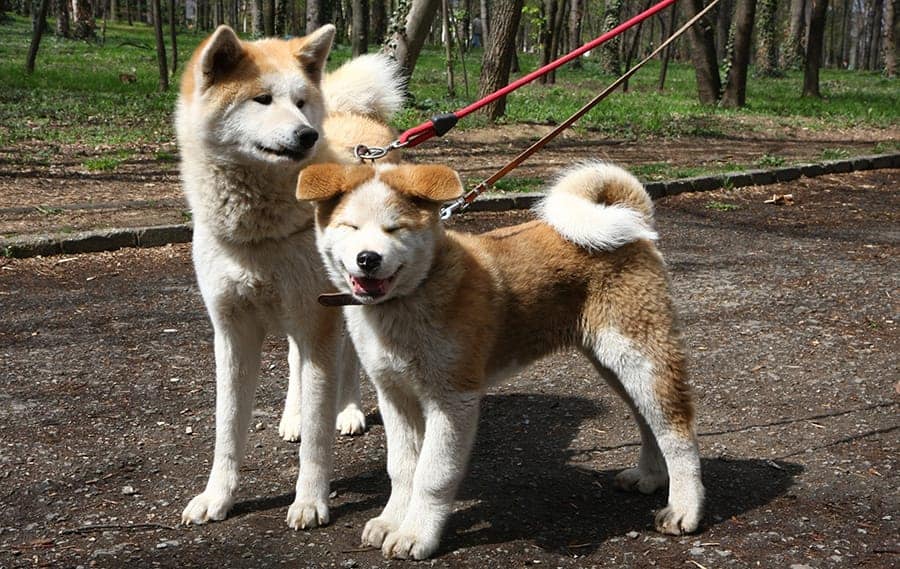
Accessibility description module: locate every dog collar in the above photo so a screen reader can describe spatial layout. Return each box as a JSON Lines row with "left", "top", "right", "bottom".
{"left": 317, "top": 292, "right": 364, "bottom": 306}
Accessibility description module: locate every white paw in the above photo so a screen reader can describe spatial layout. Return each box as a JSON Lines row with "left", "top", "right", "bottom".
{"left": 335, "top": 405, "right": 366, "bottom": 436}
{"left": 279, "top": 411, "right": 302, "bottom": 442}
{"left": 655, "top": 502, "right": 702, "bottom": 535}
{"left": 181, "top": 490, "right": 234, "bottom": 525}
{"left": 381, "top": 528, "right": 440, "bottom": 560}
{"left": 614, "top": 466, "right": 668, "bottom": 495}
{"left": 285, "top": 498, "right": 329, "bottom": 530}
{"left": 361, "top": 516, "right": 397, "bottom": 548}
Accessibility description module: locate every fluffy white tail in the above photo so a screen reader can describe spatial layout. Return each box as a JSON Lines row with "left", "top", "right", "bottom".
{"left": 535, "top": 162, "right": 657, "bottom": 252}
{"left": 323, "top": 54, "right": 406, "bottom": 121}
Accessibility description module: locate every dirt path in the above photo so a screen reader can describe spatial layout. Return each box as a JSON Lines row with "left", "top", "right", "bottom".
{"left": 0, "top": 169, "right": 897, "bottom": 568}
{"left": 1, "top": 124, "right": 895, "bottom": 239}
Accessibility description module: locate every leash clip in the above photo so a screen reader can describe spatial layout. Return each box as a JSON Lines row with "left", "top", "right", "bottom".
{"left": 354, "top": 140, "right": 407, "bottom": 163}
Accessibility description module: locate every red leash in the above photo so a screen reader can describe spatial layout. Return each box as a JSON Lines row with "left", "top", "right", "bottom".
{"left": 357, "top": 0, "right": 678, "bottom": 160}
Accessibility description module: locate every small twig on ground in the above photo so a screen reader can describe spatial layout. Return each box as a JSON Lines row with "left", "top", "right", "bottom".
{"left": 60, "top": 522, "right": 176, "bottom": 535}
{"left": 687, "top": 560, "right": 710, "bottom": 569}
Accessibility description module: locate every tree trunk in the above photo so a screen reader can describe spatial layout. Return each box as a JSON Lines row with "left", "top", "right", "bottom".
{"left": 802, "top": 0, "right": 828, "bottom": 97}
{"left": 658, "top": 3, "right": 677, "bottom": 90}
{"left": 783, "top": 0, "right": 806, "bottom": 68}
{"left": 682, "top": 0, "right": 721, "bottom": 104}
{"left": 56, "top": 0, "right": 70, "bottom": 36}
{"left": 479, "top": 0, "right": 490, "bottom": 47}
{"left": 151, "top": 0, "right": 168, "bottom": 90}
{"left": 251, "top": 0, "right": 263, "bottom": 36}
{"left": 539, "top": 0, "right": 559, "bottom": 83}
{"left": 866, "top": 0, "right": 884, "bottom": 70}
{"left": 109, "top": 0, "right": 117, "bottom": 20}
{"left": 478, "top": 0, "right": 525, "bottom": 119}
{"left": 72, "top": 0, "right": 96, "bottom": 39}
{"left": 384, "top": 0, "right": 442, "bottom": 78}
{"left": 26, "top": 0, "right": 52, "bottom": 73}
{"left": 721, "top": 0, "right": 756, "bottom": 107}
{"left": 371, "top": 0, "right": 386, "bottom": 44}
{"left": 567, "top": 0, "right": 584, "bottom": 68}
{"left": 715, "top": 0, "right": 732, "bottom": 60}
{"left": 884, "top": 0, "right": 896, "bottom": 77}
{"left": 306, "top": 0, "right": 322, "bottom": 33}
{"left": 441, "top": 0, "right": 455, "bottom": 96}
{"left": 352, "top": 0, "right": 369, "bottom": 55}
{"left": 755, "top": 0, "right": 779, "bottom": 76}
{"left": 168, "top": 0, "right": 177, "bottom": 73}
{"left": 600, "top": 0, "right": 622, "bottom": 74}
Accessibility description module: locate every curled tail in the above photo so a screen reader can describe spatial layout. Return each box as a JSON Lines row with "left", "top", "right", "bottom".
{"left": 323, "top": 54, "right": 406, "bottom": 121}
{"left": 535, "top": 162, "right": 657, "bottom": 251}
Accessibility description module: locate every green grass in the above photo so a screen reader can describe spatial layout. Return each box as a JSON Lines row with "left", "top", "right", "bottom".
{"left": 1, "top": 15, "right": 897, "bottom": 163}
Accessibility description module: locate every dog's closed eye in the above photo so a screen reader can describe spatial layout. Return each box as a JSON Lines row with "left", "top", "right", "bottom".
{"left": 383, "top": 225, "right": 405, "bottom": 234}
{"left": 339, "top": 222, "right": 359, "bottom": 230}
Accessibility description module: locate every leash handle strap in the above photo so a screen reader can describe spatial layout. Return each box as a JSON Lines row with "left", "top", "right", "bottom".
{"left": 398, "top": 0, "right": 679, "bottom": 149}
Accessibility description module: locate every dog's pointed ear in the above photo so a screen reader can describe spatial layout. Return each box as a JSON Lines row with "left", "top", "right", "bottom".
{"left": 293, "top": 24, "right": 335, "bottom": 83}
{"left": 297, "top": 163, "right": 376, "bottom": 201}
{"left": 196, "top": 25, "right": 245, "bottom": 90}
{"left": 381, "top": 165, "right": 464, "bottom": 203}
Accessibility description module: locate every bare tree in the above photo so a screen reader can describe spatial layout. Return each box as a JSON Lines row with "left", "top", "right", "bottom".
{"left": 251, "top": 0, "right": 263, "bottom": 36}
{"left": 478, "top": 0, "right": 525, "bottom": 119}
{"left": 72, "top": 0, "right": 96, "bottom": 39}
{"left": 568, "top": 0, "right": 585, "bottom": 68}
{"left": 306, "top": 0, "right": 323, "bottom": 33}
{"left": 352, "top": 0, "right": 369, "bottom": 55}
{"left": 169, "top": 0, "right": 177, "bottom": 74}
{"left": 371, "top": 0, "right": 386, "bottom": 44}
{"left": 884, "top": 0, "right": 896, "bottom": 76}
{"left": 56, "top": 0, "right": 70, "bottom": 37}
{"left": 802, "top": 0, "right": 828, "bottom": 96}
{"left": 783, "top": 0, "right": 806, "bottom": 68}
{"left": 384, "top": 0, "right": 441, "bottom": 78}
{"left": 479, "top": 0, "right": 490, "bottom": 47}
{"left": 441, "top": 0, "right": 455, "bottom": 96}
{"left": 720, "top": 0, "right": 756, "bottom": 107}
{"left": 151, "top": 0, "right": 168, "bottom": 91}
{"left": 682, "top": 0, "right": 721, "bottom": 104}
{"left": 600, "top": 0, "right": 622, "bottom": 73}
{"left": 755, "top": 0, "right": 779, "bottom": 75}
{"left": 26, "top": 0, "right": 52, "bottom": 73}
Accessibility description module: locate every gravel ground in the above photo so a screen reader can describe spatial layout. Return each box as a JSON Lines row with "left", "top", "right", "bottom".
{"left": 0, "top": 169, "right": 897, "bottom": 568}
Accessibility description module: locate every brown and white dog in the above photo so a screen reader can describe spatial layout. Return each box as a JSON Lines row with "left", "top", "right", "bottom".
{"left": 297, "top": 161, "right": 705, "bottom": 559}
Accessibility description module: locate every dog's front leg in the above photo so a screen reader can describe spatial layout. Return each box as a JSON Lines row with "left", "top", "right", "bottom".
{"left": 381, "top": 391, "right": 481, "bottom": 560}
{"left": 182, "top": 314, "right": 265, "bottom": 524}
{"left": 362, "top": 387, "right": 424, "bottom": 548}
{"left": 285, "top": 310, "right": 341, "bottom": 530}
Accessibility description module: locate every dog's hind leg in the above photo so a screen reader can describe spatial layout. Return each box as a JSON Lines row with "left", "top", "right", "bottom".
{"left": 182, "top": 312, "right": 266, "bottom": 524}
{"left": 335, "top": 334, "right": 366, "bottom": 435}
{"left": 279, "top": 336, "right": 304, "bottom": 441}
{"left": 587, "top": 329, "right": 704, "bottom": 535}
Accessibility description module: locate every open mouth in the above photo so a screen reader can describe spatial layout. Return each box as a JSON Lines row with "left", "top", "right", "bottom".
{"left": 256, "top": 144, "right": 308, "bottom": 162}
{"left": 348, "top": 271, "right": 398, "bottom": 300}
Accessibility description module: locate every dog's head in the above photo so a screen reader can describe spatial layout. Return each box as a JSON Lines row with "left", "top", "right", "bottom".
{"left": 177, "top": 25, "right": 334, "bottom": 168}
{"left": 298, "top": 163, "right": 463, "bottom": 304}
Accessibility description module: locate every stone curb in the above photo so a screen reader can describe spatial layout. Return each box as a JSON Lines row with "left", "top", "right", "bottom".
{"left": 2, "top": 152, "right": 898, "bottom": 259}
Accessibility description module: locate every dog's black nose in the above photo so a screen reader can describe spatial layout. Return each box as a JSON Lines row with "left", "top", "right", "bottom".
{"left": 295, "top": 128, "right": 319, "bottom": 149}
{"left": 357, "top": 251, "right": 382, "bottom": 273}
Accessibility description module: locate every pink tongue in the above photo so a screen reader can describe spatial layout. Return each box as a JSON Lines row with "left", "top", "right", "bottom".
{"left": 351, "top": 275, "right": 388, "bottom": 296}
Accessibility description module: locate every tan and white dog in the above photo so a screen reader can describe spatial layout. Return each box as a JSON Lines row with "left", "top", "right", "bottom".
{"left": 297, "top": 162, "right": 705, "bottom": 559}
{"left": 176, "top": 24, "right": 404, "bottom": 529}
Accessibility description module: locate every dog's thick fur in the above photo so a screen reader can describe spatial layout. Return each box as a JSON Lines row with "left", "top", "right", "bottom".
{"left": 298, "top": 162, "right": 705, "bottom": 559}
{"left": 177, "top": 24, "right": 404, "bottom": 529}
